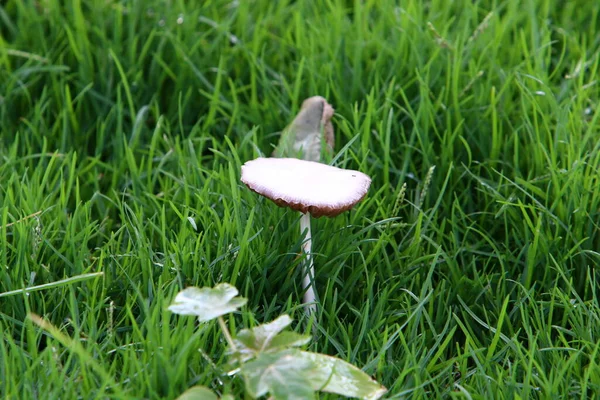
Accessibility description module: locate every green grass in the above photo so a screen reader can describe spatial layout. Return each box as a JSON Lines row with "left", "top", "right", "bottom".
{"left": 1, "top": 0, "right": 600, "bottom": 398}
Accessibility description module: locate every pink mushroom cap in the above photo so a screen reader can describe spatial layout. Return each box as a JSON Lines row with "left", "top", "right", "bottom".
{"left": 241, "top": 157, "right": 372, "bottom": 218}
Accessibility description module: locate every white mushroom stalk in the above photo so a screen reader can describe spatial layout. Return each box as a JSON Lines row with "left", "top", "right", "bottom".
{"left": 241, "top": 157, "right": 371, "bottom": 313}
{"left": 300, "top": 212, "right": 316, "bottom": 313}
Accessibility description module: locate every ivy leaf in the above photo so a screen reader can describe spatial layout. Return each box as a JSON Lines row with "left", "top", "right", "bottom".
{"left": 273, "top": 96, "right": 335, "bottom": 162}
{"left": 234, "top": 315, "right": 311, "bottom": 361}
{"left": 175, "top": 386, "right": 234, "bottom": 400}
{"left": 176, "top": 386, "right": 218, "bottom": 400}
{"left": 168, "top": 284, "right": 247, "bottom": 322}
{"left": 300, "top": 351, "right": 387, "bottom": 400}
{"left": 240, "top": 349, "right": 315, "bottom": 399}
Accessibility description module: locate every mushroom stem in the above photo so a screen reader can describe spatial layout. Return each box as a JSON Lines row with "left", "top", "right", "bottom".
{"left": 300, "top": 212, "right": 317, "bottom": 314}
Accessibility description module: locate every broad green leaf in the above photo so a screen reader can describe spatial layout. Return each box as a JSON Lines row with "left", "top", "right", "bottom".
{"left": 168, "top": 283, "right": 247, "bottom": 322}
{"left": 267, "top": 331, "right": 311, "bottom": 352}
{"left": 300, "top": 351, "right": 387, "bottom": 400}
{"left": 273, "top": 96, "right": 334, "bottom": 162}
{"left": 234, "top": 315, "right": 311, "bottom": 361}
{"left": 241, "top": 349, "right": 315, "bottom": 399}
{"left": 176, "top": 385, "right": 218, "bottom": 400}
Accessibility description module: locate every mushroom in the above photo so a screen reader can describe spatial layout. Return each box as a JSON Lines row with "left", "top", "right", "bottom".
{"left": 241, "top": 157, "right": 372, "bottom": 313}
{"left": 272, "top": 96, "right": 335, "bottom": 162}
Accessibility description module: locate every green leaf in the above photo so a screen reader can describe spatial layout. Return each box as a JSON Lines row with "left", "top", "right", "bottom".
{"left": 234, "top": 315, "right": 311, "bottom": 361}
{"left": 241, "top": 349, "right": 315, "bottom": 399}
{"left": 267, "top": 331, "right": 311, "bottom": 351}
{"left": 273, "top": 96, "right": 334, "bottom": 162}
{"left": 176, "top": 386, "right": 218, "bottom": 400}
{"left": 299, "top": 351, "right": 387, "bottom": 400}
{"left": 168, "top": 283, "right": 247, "bottom": 322}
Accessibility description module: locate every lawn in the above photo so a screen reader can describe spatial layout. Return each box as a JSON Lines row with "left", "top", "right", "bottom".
{"left": 1, "top": 0, "right": 600, "bottom": 398}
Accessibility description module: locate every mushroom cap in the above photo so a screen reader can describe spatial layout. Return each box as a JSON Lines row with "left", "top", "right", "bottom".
{"left": 241, "top": 157, "right": 372, "bottom": 218}
{"left": 272, "top": 96, "right": 335, "bottom": 161}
